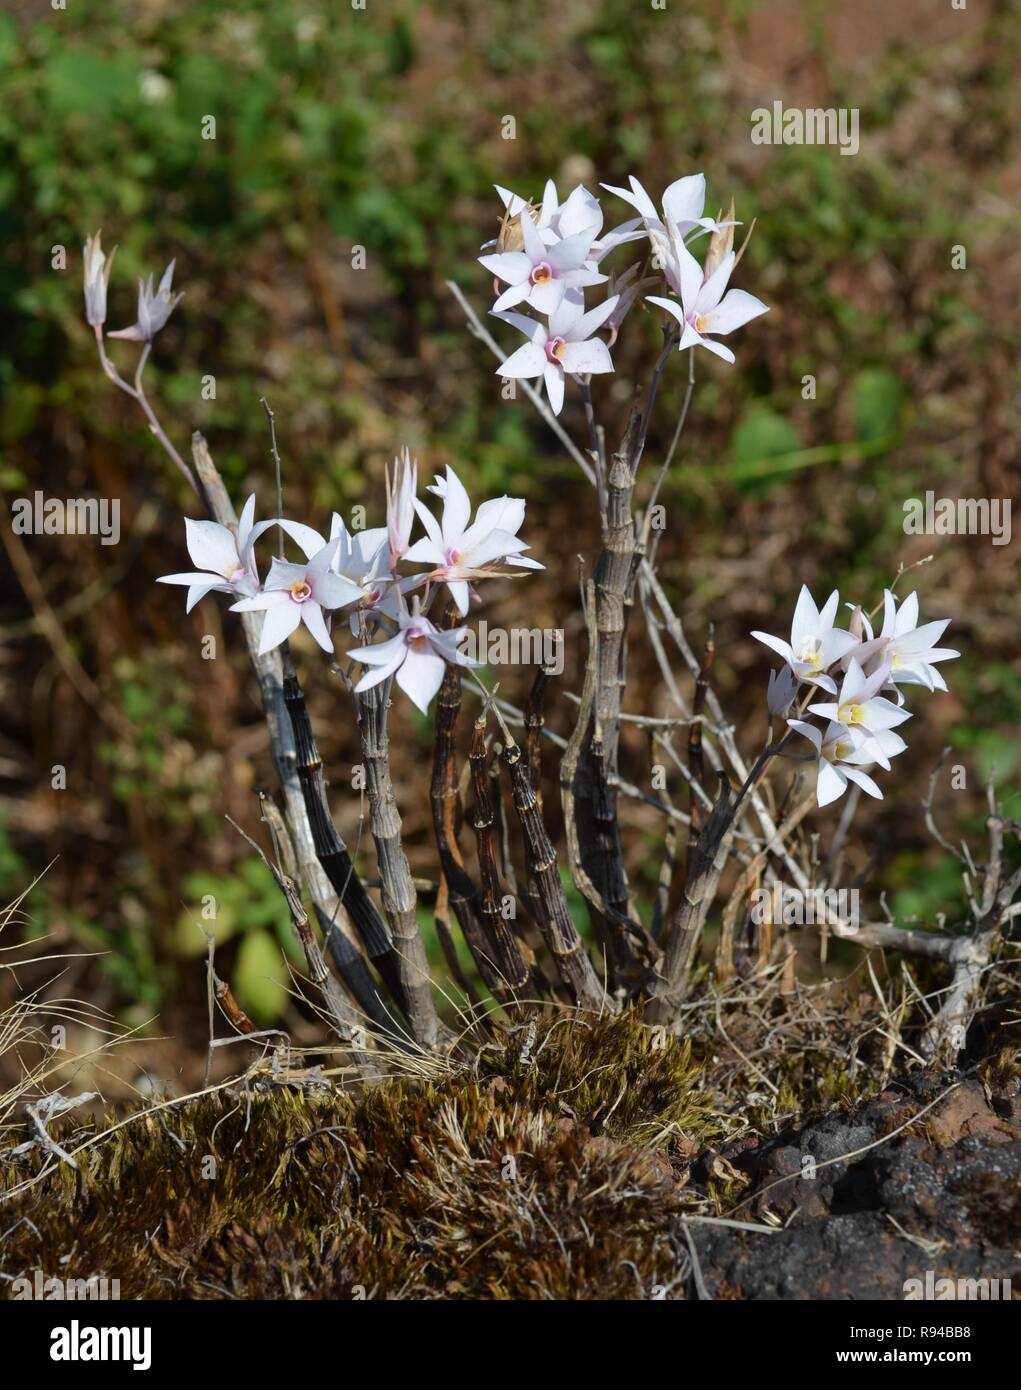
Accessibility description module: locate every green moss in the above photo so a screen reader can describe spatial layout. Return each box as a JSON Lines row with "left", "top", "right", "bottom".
{"left": 0, "top": 1012, "right": 715, "bottom": 1300}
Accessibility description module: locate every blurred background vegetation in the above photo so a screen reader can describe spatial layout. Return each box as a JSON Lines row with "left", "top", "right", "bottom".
{"left": 0, "top": 0, "right": 1018, "bottom": 1081}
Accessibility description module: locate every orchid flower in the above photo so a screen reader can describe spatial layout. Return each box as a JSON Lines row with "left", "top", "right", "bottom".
{"left": 480, "top": 211, "right": 606, "bottom": 316}
{"left": 493, "top": 294, "right": 618, "bottom": 416}
{"left": 348, "top": 605, "right": 479, "bottom": 714}
{"left": 157, "top": 495, "right": 277, "bottom": 613}
{"left": 404, "top": 465, "right": 542, "bottom": 616}
{"left": 807, "top": 658, "right": 913, "bottom": 738}
{"left": 230, "top": 537, "right": 361, "bottom": 655}
{"left": 862, "top": 591, "right": 960, "bottom": 694}
{"left": 646, "top": 240, "right": 768, "bottom": 364}
{"left": 752, "top": 586, "right": 859, "bottom": 694}
{"left": 83, "top": 231, "right": 115, "bottom": 327}
{"left": 786, "top": 719, "right": 888, "bottom": 807}
{"left": 108, "top": 259, "right": 183, "bottom": 342}
{"left": 766, "top": 664, "right": 800, "bottom": 718}
{"left": 387, "top": 447, "right": 418, "bottom": 568}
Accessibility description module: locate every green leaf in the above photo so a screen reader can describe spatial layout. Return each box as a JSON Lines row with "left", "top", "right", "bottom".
{"left": 233, "top": 930, "right": 289, "bottom": 1026}
{"left": 852, "top": 368, "right": 904, "bottom": 444}
{"left": 729, "top": 407, "right": 801, "bottom": 492}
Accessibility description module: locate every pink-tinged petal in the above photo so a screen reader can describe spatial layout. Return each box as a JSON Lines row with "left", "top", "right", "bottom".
{"left": 478, "top": 251, "right": 531, "bottom": 284}
{"left": 841, "top": 766, "right": 883, "bottom": 800}
{"left": 440, "top": 466, "right": 472, "bottom": 548}
{"left": 546, "top": 229, "right": 596, "bottom": 273}
{"left": 184, "top": 518, "right": 238, "bottom": 578}
{"left": 445, "top": 579, "right": 471, "bottom": 616}
{"left": 672, "top": 239, "right": 705, "bottom": 316}
{"left": 411, "top": 497, "right": 445, "bottom": 555}
{"left": 556, "top": 185, "right": 602, "bottom": 238}
{"left": 863, "top": 698, "right": 912, "bottom": 732}
{"left": 623, "top": 176, "right": 661, "bottom": 224}
{"left": 314, "top": 572, "right": 363, "bottom": 610}
{"left": 662, "top": 173, "right": 707, "bottom": 230}
{"left": 349, "top": 632, "right": 407, "bottom": 668}
{"left": 237, "top": 494, "right": 256, "bottom": 554}
{"left": 646, "top": 294, "right": 686, "bottom": 328}
{"left": 569, "top": 294, "right": 620, "bottom": 341}
{"left": 404, "top": 536, "right": 445, "bottom": 565}
{"left": 548, "top": 295, "right": 584, "bottom": 338}
{"left": 277, "top": 519, "right": 328, "bottom": 560}
{"left": 354, "top": 649, "right": 406, "bottom": 692}
{"left": 396, "top": 646, "right": 447, "bottom": 714}
{"left": 703, "top": 288, "right": 769, "bottom": 336}
{"left": 462, "top": 527, "right": 528, "bottom": 566}
{"left": 787, "top": 718, "right": 823, "bottom": 752}
{"left": 158, "top": 569, "right": 223, "bottom": 588}
{"left": 791, "top": 584, "right": 819, "bottom": 652}
{"left": 300, "top": 602, "right": 334, "bottom": 653}
{"left": 894, "top": 620, "right": 951, "bottom": 654}
{"left": 894, "top": 591, "right": 919, "bottom": 637}
{"left": 242, "top": 517, "right": 279, "bottom": 570}
{"left": 265, "top": 556, "right": 308, "bottom": 591}
{"left": 306, "top": 536, "right": 342, "bottom": 587}
{"left": 677, "top": 322, "right": 703, "bottom": 351}
{"left": 497, "top": 341, "right": 546, "bottom": 379}
{"left": 543, "top": 362, "right": 565, "bottom": 416}
{"left": 560, "top": 267, "right": 608, "bottom": 289}
{"left": 491, "top": 309, "right": 545, "bottom": 342}
{"left": 751, "top": 631, "right": 795, "bottom": 664}
{"left": 816, "top": 760, "right": 848, "bottom": 806}
{"left": 518, "top": 208, "right": 546, "bottom": 262}
{"left": 559, "top": 337, "right": 614, "bottom": 376}
{"left": 694, "top": 335, "right": 736, "bottom": 364}
{"left": 492, "top": 281, "right": 532, "bottom": 313}
{"left": 694, "top": 251, "right": 735, "bottom": 315}
{"left": 527, "top": 277, "right": 566, "bottom": 317}
{"left": 819, "top": 629, "right": 860, "bottom": 667}
{"left": 257, "top": 600, "right": 302, "bottom": 655}
{"left": 230, "top": 589, "right": 291, "bottom": 613}
{"left": 466, "top": 495, "right": 526, "bottom": 542}
{"left": 807, "top": 700, "right": 840, "bottom": 723}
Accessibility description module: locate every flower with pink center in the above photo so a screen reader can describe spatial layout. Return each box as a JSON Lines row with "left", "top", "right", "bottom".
{"left": 493, "top": 293, "right": 619, "bottom": 416}
{"left": 646, "top": 237, "right": 768, "bottom": 365}
{"left": 347, "top": 606, "right": 480, "bottom": 715}
{"left": 157, "top": 494, "right": 277, "bottom": 613}
{"left": 403, "top": 466, "right": 542, "bottom": 616}
{"left": 229, "top": 536, "right": 361, "bottom": 655}
{"left": 480, "top": 207, "right": 607, "bottom": 316}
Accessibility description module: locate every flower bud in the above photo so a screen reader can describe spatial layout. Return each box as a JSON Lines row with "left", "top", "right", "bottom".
{"left": 83, "top": 230, "right": 116, "bottom": 327}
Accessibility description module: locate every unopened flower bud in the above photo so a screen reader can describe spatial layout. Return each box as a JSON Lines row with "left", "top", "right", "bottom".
{"left": 83, "top": 230, "right": 116, "bottom": 327}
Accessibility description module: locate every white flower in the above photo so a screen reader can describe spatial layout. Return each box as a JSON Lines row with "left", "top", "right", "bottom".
{"left": 229, "top": 537, "right": 361, "bottom": 655}
{"left": 646, "top": 239, "right": 768, "bottom": 364}
{"left": 493, "top": 294, "right": 618, "bottom": 416}
{"left": 601, "top": 173, "right": 733, "bottom": 286}
{"left": 807, "top": 658, "right": 913, "bottom": 737}
{"left": 108, "top": 259, "right": 184, "bottom": 342}
{"left": 786, "top": 719, "right": 888, "bottom": 807}
{"left": 348, "top": 607, "right": 478, "bottom": 714}
{"left": 479, "top": 210, "right": 606, "bottom": 316}
{"left": 752, "top": 586, "right": 859, "bottom": 694}
{"left": 404, "top": 465, "right": 542, "bottom": 616}
{"left": 387, "top": 447, "right": 418, "bottom": 567}
{"left": 157, "top": 495, "right": 276, "bottom": 613}
{"left": 83, "top": 230, "right": 115, "bottom": 327}
{"left": 861, "top": 590, "right": 960, "bottom": 694}
{"left": 766, "top": 664, "right": 800, "bottom": 718}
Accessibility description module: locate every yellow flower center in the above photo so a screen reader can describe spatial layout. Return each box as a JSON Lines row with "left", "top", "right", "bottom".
{"left": 838, "top": 701, "right": 865, "bottom": 726}
{"left": 289, "top": 580, "right": 312, "bottom": 602}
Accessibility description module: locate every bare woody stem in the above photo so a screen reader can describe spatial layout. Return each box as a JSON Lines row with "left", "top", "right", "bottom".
{"left": 499, "top": 727, "right": 607, "bottom": 1010}
{"left": 190, "top": 435, "right": 384, "bottom": 1062}
{"left": 355, "top": 676, "right": 440, "bottom": 1049}
{"left": 468, "top": 717, "right": 530, "bottom": 1001}
{"left": 280, "top": 652, "right": 408, "bottom": 1026}
{"left": 429, "top": 661, "right": 521, "bottom": 1000}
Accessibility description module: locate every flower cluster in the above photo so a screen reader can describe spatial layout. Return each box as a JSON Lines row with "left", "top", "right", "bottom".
{"left": 486, "top": 174, "right": 769, "bottom": 415}
{"left": 753, "top": 586, "right": 959, "bottom": 806}
{"left": 157, "top": 458, "right": 542, "bottom": 714}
